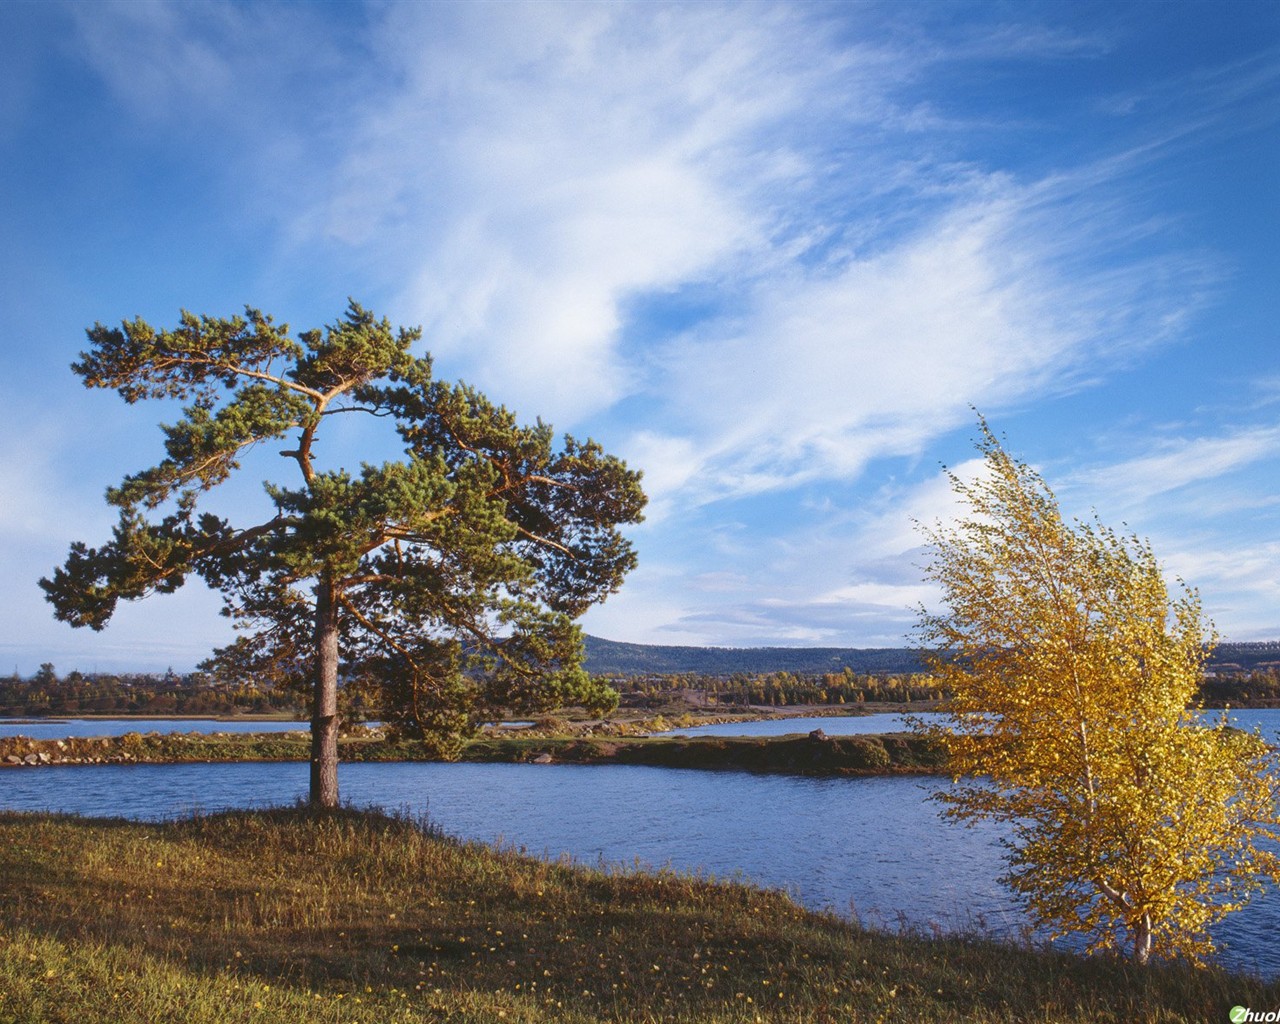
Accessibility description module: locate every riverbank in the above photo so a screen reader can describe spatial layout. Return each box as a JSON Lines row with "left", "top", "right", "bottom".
{"left": 0, "top": 727, "right": 946, "bottom": 776}
{"left": 0, "top": 712, "right": 304, "bottom": 723}
{"left": 0, "top": 806, "right": 1271, "bottom": 1023}
{"left": 466, "top": 731, "right": 946, "bottom": 774}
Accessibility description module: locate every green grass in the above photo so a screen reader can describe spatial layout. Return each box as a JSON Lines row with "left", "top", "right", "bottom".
{"left": 0, "top": 807, "right": 1274, "bottom": 1023}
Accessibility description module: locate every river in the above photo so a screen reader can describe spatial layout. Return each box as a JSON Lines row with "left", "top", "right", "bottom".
{"left": 0, "top": 718, "right": 307, "bottom": 740}
{"left": 2, "top": 720, "right": 1277, "bottom": 978}
{"left": 659, "top": 708, "right": 1280, "bottom": 741}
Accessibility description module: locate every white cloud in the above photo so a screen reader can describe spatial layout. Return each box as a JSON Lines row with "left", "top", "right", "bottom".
{"left": 650, "top": 176, "right": 1215, "bottom": 505}
{"left": 306, "top": 1, "right": 820, "bottom": 423}
{"left": 1148, "top": 538, "right": 1280, "bottom": 644}
{"left": 0, "top": 434, "right": 70, "bottom": 541}
{"left": 68, "top": 1, "right": 238, "bottom": 120}
{"left": 0, "top": 390, "right": 246, "bottom": 673}
{"left": 584, "top": 459, "right": 985, "bottom": 648}
{"left": 44, "top": 1, "right": 1276, "bottom": 656}
{"left": 816, "top": 581, "right": 937, "bottom": 613}
{"left": 1075, "top": 427, "right": 1280, "bottom": 508}
{"left": 620, "top": 431, "right": 705, "bottom": 522}
{"left": 1052, "top": 424, "right": 1280, "bottom": 643}
{"left": 255, "top": 1, "right": 1220, "bottom": 508}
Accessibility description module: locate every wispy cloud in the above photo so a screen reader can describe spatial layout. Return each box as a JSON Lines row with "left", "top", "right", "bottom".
{"left": 586, "top": 458, "right": 985, "bottom": 647}
{"left": 302, "top": 1, "right": 827, "bottom": 421}
{"left": 1074, "top": 427, "right": 1280, "bottom": 508}
{"left": 27, "top": 0, "right": 1276, "bottom": 661}
{"left": 63, "top": 0, "right": 1234, "bottom": 510}
{"left": 1150, "top": 537, "right": 1280, "bottom": 643}
{"left": 68, "top": 1, "right": 240, "bottom": 120}
{"left": 257, "top": 2, "right": 1226, "bottom": 513}
{"left": 276, "top": 1, "right": 1263, "bottom": 649}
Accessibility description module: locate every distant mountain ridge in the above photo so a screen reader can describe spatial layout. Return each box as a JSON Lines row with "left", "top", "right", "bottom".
{"left": 583, "top": 636, "right": 1280, "bottom": 677}
{"left": 583, "top": 636, "right": 925, "bottom": 675}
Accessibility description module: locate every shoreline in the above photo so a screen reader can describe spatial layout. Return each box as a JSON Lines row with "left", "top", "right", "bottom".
{"left": 5, "top": 692, "right": 1274, "bottom": 728}
{"left": 4, "top": 702, "right": 1273, "bottom": 773}
{"left": 0, "top": 713, "right": 306, "bottom": 724}
{"left": 0, "top": 727, "right": 947, "bottom": 777}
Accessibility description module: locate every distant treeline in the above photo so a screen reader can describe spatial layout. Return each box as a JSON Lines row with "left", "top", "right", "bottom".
{"left": 5, "top": 657, "right": 1279, "bottom": 719}
{"left": 1199, "top": 668, "right": 1280, "bottom": 707}
{"left": 0, "top": 664, "right": 301, "bottom": 718}
{"left": 612, "top": 668, "right": 1280, "bottom": 709}
{"left": 613, "top": 669, "right": 944, "bottom": 707}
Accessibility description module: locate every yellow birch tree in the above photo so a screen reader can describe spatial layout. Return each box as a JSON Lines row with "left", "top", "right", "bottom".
{"left": 914, "top": 418, "right": 1280, "bottom": 965}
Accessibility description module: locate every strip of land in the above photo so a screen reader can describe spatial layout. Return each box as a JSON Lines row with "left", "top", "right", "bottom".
{"left": 0, "top": 727, "right": 946, "bottom": 776}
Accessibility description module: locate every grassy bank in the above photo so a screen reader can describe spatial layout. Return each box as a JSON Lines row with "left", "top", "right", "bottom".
{"left": 0, "top": 729, "right": 945, "bottom": 777}
{"left": 0, "top": 807, "right": 1273, "bottom": 1023}
{"left": 463, "top": 732, "right": 946, "bottom": 775}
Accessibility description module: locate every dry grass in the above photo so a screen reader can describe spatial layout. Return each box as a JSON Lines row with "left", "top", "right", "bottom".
{"left": 0, "top": 807, "right": 1275, "bottom": 1023}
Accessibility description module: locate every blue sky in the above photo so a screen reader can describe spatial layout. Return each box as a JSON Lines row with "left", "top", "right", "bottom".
{"left": 1, "top": 0, "right": 1277, "bottom": 674}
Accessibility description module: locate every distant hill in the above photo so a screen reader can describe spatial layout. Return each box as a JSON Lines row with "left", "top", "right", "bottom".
{"left": 583, "top": 636, "right": 1280, "bottom": 677}
{"left": 1204, "top": 641, "right": 1280, "bottom": 674}
{"left": 582, "top": 636, "right": 924, "bottom": 676}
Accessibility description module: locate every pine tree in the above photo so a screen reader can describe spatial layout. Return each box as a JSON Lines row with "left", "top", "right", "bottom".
{"left": 42, "top": 302, "right": 645, "bottom": 805}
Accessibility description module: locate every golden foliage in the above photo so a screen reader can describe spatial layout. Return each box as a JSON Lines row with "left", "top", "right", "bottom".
{"left": 915, "top": 418, "right": 1280, "bottom": 965}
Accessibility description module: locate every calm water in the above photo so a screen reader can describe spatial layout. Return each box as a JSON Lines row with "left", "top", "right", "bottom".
{"left": 1, "top": 758, "right": 1275, "bottom": 978}
{"left": 658, "top": 712, "right": 933, "bottom": 737}
{"left": 0, "top": 718, "right": 308, "bottom": 740}
{"left": 665, "top": 709, "right": 1280, "bottom": 741}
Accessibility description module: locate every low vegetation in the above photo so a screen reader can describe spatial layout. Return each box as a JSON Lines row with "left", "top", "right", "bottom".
{"left": 0, "top": 729, "right": 946, "bottom": 777}
{"left": 1, "top": 807, "right": 1273, "bottom": 1023}
{"left": 463, "top": 732, "right": 945, "bottom": 774}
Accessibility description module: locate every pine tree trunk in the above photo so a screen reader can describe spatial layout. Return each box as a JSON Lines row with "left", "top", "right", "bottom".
{"left": 310, "top": 578, "right": 341, "bottom": 808}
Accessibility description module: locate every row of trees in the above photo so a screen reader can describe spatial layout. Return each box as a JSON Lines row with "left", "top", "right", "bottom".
{"left": 10, "top": 660, "right": 1273, "bottom": 722}
{"left": 1200, "top": 668, "right": 1280, "bottom": 706}
{"left": 613, "top": 670, "right": 943, "bottom": 706}
{"left": 0, "top": 666, "right": 298, "bottom": 717}
{"left": 613, "top": 666, "right": 1280, "bottom": 709}
{"left": 11, "top": 659, "right": 1272, "bottom": 722}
